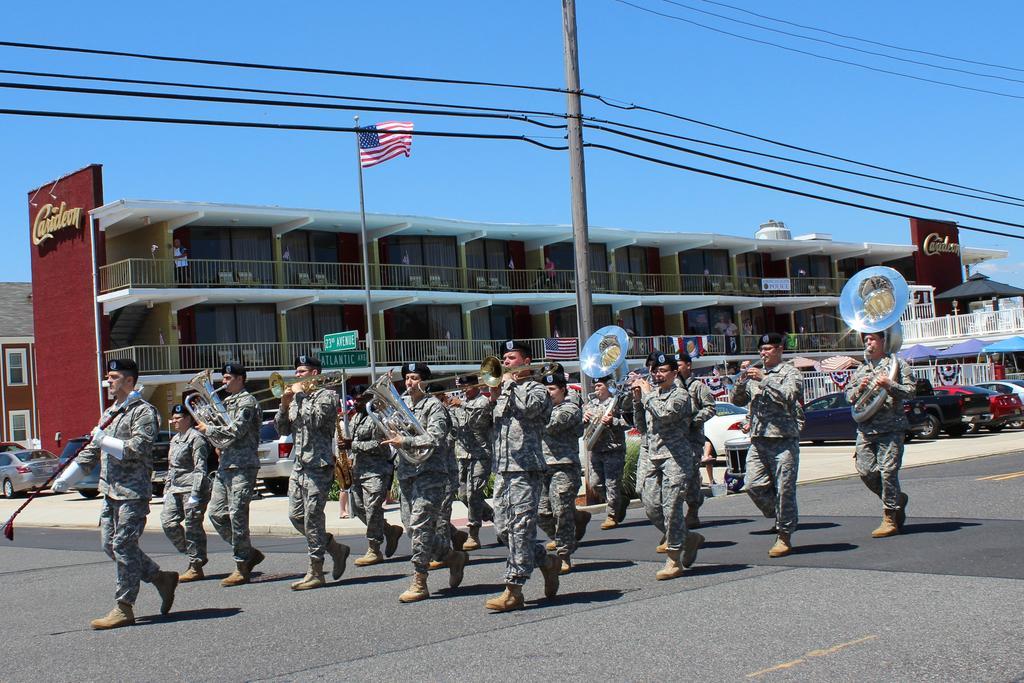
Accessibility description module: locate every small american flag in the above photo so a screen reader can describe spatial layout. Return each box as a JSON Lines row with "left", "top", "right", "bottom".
{"left": 358, "top": 121, "right": 413, "bottom": 168}
{"left": 544, "top": 337, "right": 578, "bottom": 360}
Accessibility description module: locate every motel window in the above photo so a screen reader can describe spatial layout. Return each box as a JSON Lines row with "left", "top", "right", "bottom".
{"left": 385, "top": 236, "right": 457, "bottom": 268}
{"left": 794, "top": 306, "right": 839, "bottom": 334}
{"left": 883, "top": 256, "right": 916, "bottom": 283}
{"left": 735, "top": 253, "right": 763, "bottom": 278}
{"left": 390, "top": 305, "right": 463, "bottom": 340}
{"left": 546, "top": 243, "right": 608, "bottom": 275}
{"left": 194, "top": 305, "right": 277, "bottom": 344}
{"left": 789, "top": 255, "right": 831, "bottom": 279}
{"left": 9, "top": 410, "right": 30, "bottom": 443}
{"left": 549, "top": 305, "right": 612, "bottom": 338}
{"left": 6, "top": 349, "right": 27, "bottom": 386}
{"left": 685, "top": 306, "right": 737, "bottom": 336}
{"left": 190, "top": 227, "right": 274, "bottom": 284}
{"left": 616, "top": 308, "right": 653, "bottom": 336}
{"left": 615, "top": 246, "right": 648, "bottom": 275}
{"left": 836, "top": 258, "right": 861, "bottom": 280}
{"left": 465, "top": 239, "right": 510, "bottom": 271}
{"left": 282, "top": 230, "right": 339, "bottom": 264}
{"left": 470, "top": 305, "right": 515, "bottom": 341}
{"left": 679, "top": 249, "right": 729, "bottom": 276}
{"left": 286, "top": 305, "right": 346, "bottom": 342}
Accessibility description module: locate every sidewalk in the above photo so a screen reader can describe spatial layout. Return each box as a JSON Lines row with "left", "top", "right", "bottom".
{"left": 2, "top": 430, "right": 1020, "bottom": 537}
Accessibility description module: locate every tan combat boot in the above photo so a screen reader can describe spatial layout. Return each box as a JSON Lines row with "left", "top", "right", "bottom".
{"left": 545, "top": 540, "right": 557, "bottom": 552}
{"left": 768, "top": 533, "right": 792, "bottom": 558}
{"left": 871, "top": 510, "right": 899, "bottom": 538}
{"left": 558, "top": 553, "right": 572, "bottom": 575}
{"left": 540, "top": 553, "right": 561, "bottom": 599}
{"left": 354, "top": 541, "right": 383, "bottom": 567}
{"left": 685, "top": 505, "right": 701, "bottom": 530}
{"left": 485, "top": 584, "right": 525, "bottom": 612}
{"left": 451, "top": 528, "right": 469, "bottom": 552}
{"left": 326, "top": 536, "right": 351, "bottom": 579}
{"left": 895, "top": 492, "right": 909, "bottom": 530}
{"left": 221, "top": 562, "right": 250, "bottom": 587}
{"left": 656, "top": 549, "right": 684, "bottom": 580}
{"left": 384, "top": 523, "right": 404, "bottom": 558}
{"left": 428, "top": 559, "right": 447, "bottom": 570}
{"left": 398, "top": 572, "right": 429, "bottom": 603}
{"left": 462, "top": 527, "right": 481, "bottom": 551}
{"left": 656, "top": 534, "right": 668, "bottom": 554}
{"left": 291, "top": 559, "right": 326, "bottom": 591}
{"left": 600, "top": 515, "right": 617, "bottom": 530}
{"left": 447, "top": 549, "right": 468, "bottom": 588}
{"left": 179, "top": 560, "right": 205, "bottom": 583}
{"left": 574, "top": 510, "right": 592, "bottom": 541}
{"left": 90, "top": 602, "right": 135, "bottom": 630}
{"left": 151, "top": 570, "right": 179, "bottom": 615}
{"left": 682, "top": 531, "right": 704, "bottom": 569}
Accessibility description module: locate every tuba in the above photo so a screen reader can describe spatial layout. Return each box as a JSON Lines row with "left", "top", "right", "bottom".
{"left": 364, "top": 370, "right": 432, "bottom": 466}
{"left": 580, "top": 325, "right": 631, "bottom": 450}
{"left": 839, "top": 266, "right": 910, "bottom": 423}
{"left": 183, "top": 369, "right": 236, "bottom": 428}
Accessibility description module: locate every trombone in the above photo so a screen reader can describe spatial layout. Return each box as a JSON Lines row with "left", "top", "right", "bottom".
{"left": 253, "top": 370, "right": 347, "bottom": 404}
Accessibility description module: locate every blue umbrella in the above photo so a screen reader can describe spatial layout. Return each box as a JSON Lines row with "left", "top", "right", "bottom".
{"left": 933, "top": 338, "right": 988, "bottom": 359}
{"left": 898, "top": 344, "right": 939, "bottom": 361}
{"left": 982, "top": 336, "right": 1024, "bottom": 354}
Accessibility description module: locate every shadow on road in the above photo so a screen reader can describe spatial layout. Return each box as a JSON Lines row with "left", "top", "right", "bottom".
{"left": 571, "top": 559, "right": 635, "bottom": 573}
{"left": 685, "top": 563, "right": 751, "bottom": 577}
{"left": 698, "top": 518, "right": 756, "bottom": 529}
{"left": 435, "top": 582, "right": 504, "bottom": 598}
{"left": 527, "top": 588, "right": 627, "bottom": 608}
{"left": 334, "top": 573, "right": 406, "bottom": 587}
{"left": 902, "top": 521, "right": 981, "bottom": 535}
{"left": 578, "top": 537, "right": 631, "bottom": 548}
{"left": 792, "top": 542, "right": 858, "bottom": 555}
{"left": 138, "top": 607, "right": 243, "bottom": 625}
{"left": 251, "top": 572, "right": 305, "bottom": 584}
{"left": 699, "top": 540, "right": 737, "bottom": 549}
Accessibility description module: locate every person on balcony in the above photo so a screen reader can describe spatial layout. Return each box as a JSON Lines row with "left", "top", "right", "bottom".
{"left": 173, "top": 238, "right": 190, "bottom": 284}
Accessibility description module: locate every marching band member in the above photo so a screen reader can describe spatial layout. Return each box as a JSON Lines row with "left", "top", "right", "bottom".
{"left": 584, "top": 375, "right": 631, "bottom": 530}
{"left": 486, "top": 340, "right": 561, "bottom": 612}
{"left": 676, "top": 353, "right": 716, "bottom": 529}
{"left": 538, "top": 372, "right": 584, "bottom": 574}
{"left": 197, "top": 362, "right": 265, "bottom": 586}
{"left": 429, "top": 382, "right": 468, "bottom": 568}
{"left": 162, "top": 403, "right": 212, "bottom": 582}
{"left": 52, "top": 359, "right": 178, "bottom": 629}
{"left": 845, "top": 331, "right": 915, "bottom": 537}
{"left": 632, "top": 351, "right": 703, "bottom": 580}
{"left": 274, "top": 355, "right": 351, "bottom": 590}
{"left": 448, "top": 374, "right": 494, "bottom": 551}
{"left": 344, "top": 386, "right": 404, "bottom": 566}
{"left": 541, "top": 360, "right": 593, "bottom": 538}
{"left": 381, "top": 363, "right": 468, "bottom": 603}
{"left": 731, "top": 333, "right": 803, "bottom": 558}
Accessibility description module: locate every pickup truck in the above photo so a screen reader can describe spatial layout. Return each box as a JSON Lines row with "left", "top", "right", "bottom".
{"left": 905, "top": 379, "right": 979, "bottom": 439}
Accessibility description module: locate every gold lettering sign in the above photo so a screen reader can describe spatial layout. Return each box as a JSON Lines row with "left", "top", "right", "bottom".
{"left": 922, "top": 232, "right": 960, "bottom": 257}
{"left": 32, "top": 201, "right": 83, "bottom": 246}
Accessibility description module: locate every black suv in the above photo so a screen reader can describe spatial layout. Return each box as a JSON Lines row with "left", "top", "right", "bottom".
{"left": 57, "top": 431, "right": 172, "bottom": 498}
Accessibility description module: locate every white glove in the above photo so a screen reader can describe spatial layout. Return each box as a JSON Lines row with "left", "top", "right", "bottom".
{"left": 53, "top": 462, "right": 86, "bottom": 493}
{"left": 186, "top": 495, "right": 201, "bottom": 507}
{"left": 98, "top": 435, "right": 126, "bottom": 460}
{"left": 89, "top": 427, "right": 106, "bottom": 447}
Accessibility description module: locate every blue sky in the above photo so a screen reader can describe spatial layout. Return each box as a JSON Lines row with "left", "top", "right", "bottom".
{"left": 3, "top": 1, "right": 1023, "bottom": 285}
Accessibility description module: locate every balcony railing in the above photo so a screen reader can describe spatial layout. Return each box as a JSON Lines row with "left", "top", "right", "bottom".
{"left": 901, "top": 307, "right": 1024, "bottom": 344}
{"left": 99, "top": 258, "right": 847, "bottom": 299}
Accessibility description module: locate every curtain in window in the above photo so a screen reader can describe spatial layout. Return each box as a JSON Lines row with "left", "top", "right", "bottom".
{"left": 231, "top": 228, "right": 273, "bottom": 284}
{"left": 194, "top": 305, "right": 237, "bottom": 344}
{"left": 235, "top": 304, "right": 277, "bottom": 342}
{"left": 314, "top": 305, "right": 344, "bottom": 338}
{"left": 427, "top": 305, "right": 462, "bottom": 339}
{"left": 286, "top": 306, "right": 314, "bottom": 342}
{"left": 281, "top": 232, "right": 310, "bottom": 263}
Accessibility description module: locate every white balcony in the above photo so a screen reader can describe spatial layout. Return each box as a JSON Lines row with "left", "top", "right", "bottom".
{"left": 901, "top": 307, "right": 1024, "bottom": 345}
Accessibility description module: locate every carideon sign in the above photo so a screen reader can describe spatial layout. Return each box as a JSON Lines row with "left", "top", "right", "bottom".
{"left": 32, "top": 201, "right": 84, "bottom": 246}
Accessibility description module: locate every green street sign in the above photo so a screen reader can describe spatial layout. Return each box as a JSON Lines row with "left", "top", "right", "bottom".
{"left": 323, "top": 330, "right": 358, "bottom": 352}
{"left": 321, "top": 350, "right": 368, "bottom": 369}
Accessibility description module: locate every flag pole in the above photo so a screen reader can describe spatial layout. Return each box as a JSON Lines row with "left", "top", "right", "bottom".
{"left": 353, "top": 115, "right": 378, "bottom": 381}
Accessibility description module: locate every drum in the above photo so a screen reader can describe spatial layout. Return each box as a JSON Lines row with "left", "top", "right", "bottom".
{"left": 724, "top": 437, "right": 750, "bottom": 493}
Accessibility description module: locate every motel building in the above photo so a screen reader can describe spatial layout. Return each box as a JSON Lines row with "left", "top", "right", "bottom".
{"left": 27, "top": 165, "right": 1008, "bottom": 453}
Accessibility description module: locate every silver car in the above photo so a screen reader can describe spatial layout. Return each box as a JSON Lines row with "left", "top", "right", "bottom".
{"left": 257, "top": 420, "right": 294, "bottom": 496}
{"left": 0, "top": 449, "right": 60, "bottom": 498}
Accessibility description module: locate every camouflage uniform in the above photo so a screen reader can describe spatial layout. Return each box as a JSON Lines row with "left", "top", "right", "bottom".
{"left": 586, "top": 395, "right": 629, "bottom": 519}
{"left": 636, "top": 384, "right": 694, "bottom": 551}
{"left": 161, "top": 427, "right": 212, "bottom": 565}
{"left": 491, "top": 378, "right": 552, "bottom": 586}
{"left": 451, "top": 393, "right": 494, "bottom": 529}
{"left": 275, "top": 387, "right": 340, "bottom": 561}
{"left": 434, "top": 406, "right": 460, "bottom": 559}
{"left": 731, "top": 362, "right": 803, "bottom": 534}
{"left": 395, "top": 393, "right": 453, "bottom": 574}
{"left": 679, "top": 376, "right": 716, "bottom": 510}
{"left": 846, "top": 357, "right": 915, "bottom": 510}
{"left": 76, "top": 394, "right": 162, "bottom": 605}
{"left": 205, "top": 390, "right": 262, "bottom": 563}
{"left": 349, "top": 411, "right": 393, "bottom": 546}
{"left": 538, "top": 400, "right": 583, "bottom": 557}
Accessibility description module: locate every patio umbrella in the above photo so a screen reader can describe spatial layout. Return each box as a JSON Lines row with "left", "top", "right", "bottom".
{"left": 816, "top": 355, "right": 862, "bottom": 372}
{"left": 935, "top": 273, "right": 1024, "bottom": 301}
{"left": 898, "top": 344, "right": 939, "bottom": 361}
{"left": 933, "top": 338, "right": 988, "bottom": 359}
{"left": 790, "top": 356, "right": 818, "bottom": 370}
{"left": 982, "top": 336, "right": 1024, "bottom": 353}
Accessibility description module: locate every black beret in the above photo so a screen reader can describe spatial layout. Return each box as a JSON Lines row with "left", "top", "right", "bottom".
{"left": 759, "top": 333, "right": 785, "bottom": 347}
{"left": 171, "top": 403, "right": 186, "bottom": 415}
{"left": 107, "top": 358, "right": 139, "bottom": 375}
{"left": 222, "top": 362, "right": 247, "bottom": 377}
{"left": 502, "top": 339, "right": 533, "bottom": 356}
{"left": 295, "top": 354, "right": 322, "bottom": 370}
{"left": 594, "top": 375, "right": 613, "bottom": 384}
{"left": 454, "top": 374, "right": 478, "bottom": 386}
{"left": 676, "top": 352, "right": 692, "bottom": 364}
{"left": 401, "top": 362, "right": 431, "bottom": 379}
{"left": 540, "top": 361, "right": 565, "bottom": 376}
{"left": 542, "top": 371, "right": 567, "bottom": 387}
{"left": 646, "top": 351, "right": 671, "bottom": 367}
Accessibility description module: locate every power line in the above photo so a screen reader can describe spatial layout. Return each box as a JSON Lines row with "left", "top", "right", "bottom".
{"left": 585, "top": 123, "right": 1024, "bottom": 230}
{"left": 695, "top": 0, "right": 1024, "bottom": 74}
{"left": 0, "top": 80, "right": 568, "bottom": 130}
{"left": 610, "top": 0, "right": 1024, "bottom": 101}
{"left": 655, "top": 0, "right": 1024, "bottom": 86}
{"left": 583, "top": 141, "right": 1024, "bottom": 242}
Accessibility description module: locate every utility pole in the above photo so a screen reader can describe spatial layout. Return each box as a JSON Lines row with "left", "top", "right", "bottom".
{"left": 562, "top": 0, "right": 594, "bottom": 390}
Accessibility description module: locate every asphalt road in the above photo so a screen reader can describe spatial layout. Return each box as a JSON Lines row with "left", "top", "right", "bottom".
{"left": 2, "top": 452, "right": 1023, "bottom": 682}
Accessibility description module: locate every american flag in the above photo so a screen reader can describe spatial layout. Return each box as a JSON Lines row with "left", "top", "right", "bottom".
{"left": 544, "top": 337, "right": 578, "bottom": 360}
{"left": 358, "top": 121, "right": 413, "bottom": 168}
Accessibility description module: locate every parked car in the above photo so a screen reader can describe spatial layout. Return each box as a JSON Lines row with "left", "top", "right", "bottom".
{"left": 0, "top": 449, "right": 60, "bottom": 497}
{"left": 0, "top": 442, "right": 26, "bottom": 454}
{"left": 257, "top": 420, "right": 294, "bottom": 496}
{"left": 975, "top": 379, "right": 1024, "bottom": 400}
{"left": 800, "top": 392, "right": 926, "bottom": 444}
{"left": 904, "top": 379, "right": 972, "bottom": 438}
{"left": 933, "top": 385, "right": 1023, "bottom": 432}
{"left": 704, "top": 402, "right": 749, "bottom": 457}
{"left": 57, "top": 431, "right": 172, "bottom": 499}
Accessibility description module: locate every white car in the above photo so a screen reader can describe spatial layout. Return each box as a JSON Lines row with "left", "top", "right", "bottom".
{"left": 257, "top": 420, "right": 294, "bottom": 496}
{"left": 975, "top": 381, "right": 1024, "bottom": 426}
{"left": 703, "top": 402, "right": 749, "bottom": 457}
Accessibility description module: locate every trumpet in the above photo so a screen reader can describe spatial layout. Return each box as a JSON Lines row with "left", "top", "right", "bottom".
{"left": 733, "top": 359, "right": 765, "bottom": 384}
{"left": 416, "top": 356, "right": 505, "bottom": 393}
{"left": 256, "top": 371, "right": 347, "bottom": 404}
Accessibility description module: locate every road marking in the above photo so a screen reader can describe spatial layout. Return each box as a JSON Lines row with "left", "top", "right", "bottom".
{"left": 746, "top": 635, "right": 879, "bottom": 679}
{"left": 977, "top": 470, "right": 1024, "bottom": 481}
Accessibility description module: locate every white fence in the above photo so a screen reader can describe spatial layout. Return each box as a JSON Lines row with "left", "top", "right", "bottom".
{"left": 902, "top": 308, "right": 1024, "bottom": 345}
{"left": 798, "top": 362, "right": 995, "bottom": 401}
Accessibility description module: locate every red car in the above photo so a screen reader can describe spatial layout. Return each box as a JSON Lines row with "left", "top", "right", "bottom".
{"left": 933, "top": 385, "right": 1023, "bottom": 432}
